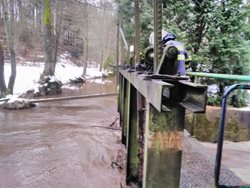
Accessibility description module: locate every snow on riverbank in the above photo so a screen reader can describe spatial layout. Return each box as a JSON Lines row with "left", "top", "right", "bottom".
{"left": 4, "top": 62, "right": 105, "bottom": 95}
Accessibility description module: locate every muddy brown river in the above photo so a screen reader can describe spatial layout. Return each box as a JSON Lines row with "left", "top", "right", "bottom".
{"left": 0, "top": 80, "right": 126, "bottom": 188}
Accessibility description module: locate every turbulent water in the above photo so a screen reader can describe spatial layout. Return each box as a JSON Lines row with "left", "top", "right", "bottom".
{"left": 0, "top": 80, "right": 126, "bottom": 188}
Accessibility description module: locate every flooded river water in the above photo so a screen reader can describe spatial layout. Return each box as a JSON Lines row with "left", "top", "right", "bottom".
{"left": 0, "top": 80, "right": 126, "bottom": 188}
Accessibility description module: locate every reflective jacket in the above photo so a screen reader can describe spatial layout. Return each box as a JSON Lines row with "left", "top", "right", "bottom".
{"left": 165, "top": 40, "right": 189, "bottom": 76}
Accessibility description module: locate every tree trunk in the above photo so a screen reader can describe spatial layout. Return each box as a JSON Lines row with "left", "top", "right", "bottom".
{"left": 99, "top": 50, "right": 103, "bottom": 72}
{"left": 2, "top": 0, "right": 16, "bottom": 94}
{"left": 98, "top": 3, "right": 107, "bottom": 72}
{"left": 81, "top": 1, "right": 88, "bottom": 78}
{"left": 42, "top": 0, "right": 54, "bottom": 79}
{"left": 0, "top": 42, "right": 6, "bottom": 97}
{"left": 17, "top": 0, "right": 23, "bottom": 22}
{"left": 82, "top": 37, "right": 88, "bottom": 77}
{"left": 53, "top": 0, "right": 64, "bottom": 72}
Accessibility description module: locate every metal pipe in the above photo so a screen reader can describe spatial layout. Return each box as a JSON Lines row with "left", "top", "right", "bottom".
{"left": 214, "top": 83, "right": 250, "bottom": 187}
{"left": 134, "top": 0, "right": 140, "bottom": 66}
{"left": 153, "top": 0, "right": 163, "bottom": 73}
{"left": 119, "top": 27, "right": 128, "bottom": 51}
{"left": 187, "top": 72, "right": 250, "bottom": 82}
{"left": 28, "top": 93, "right": 118, "bottom": 103}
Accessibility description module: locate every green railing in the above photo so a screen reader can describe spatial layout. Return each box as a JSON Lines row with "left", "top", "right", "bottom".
{"left": 187, "top": 72, "right": 250, "bottom": 82}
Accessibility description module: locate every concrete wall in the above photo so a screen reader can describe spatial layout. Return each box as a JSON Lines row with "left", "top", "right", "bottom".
{"left": 185, "top": 106, "right": 250, "bottom": 142}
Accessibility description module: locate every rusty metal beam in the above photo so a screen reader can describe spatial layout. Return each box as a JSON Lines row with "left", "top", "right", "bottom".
{"left": 134, "top": 0, "right": 140, "bottom": 64}
{"left": 153, "top": 0, "right": 163, "bottom": 72}
{"left": 143, "top": 103, "right": 184, "bottom": 188}
{"left": 137, "top": 92, "right": 146, "bottom": 186}
{"left": 122, "top": 78, "right": 130, "bottom": 144}
{"left": 119, "top": 73, "right": 125, "bottom": 128}
{"left": 119, "top": 69, "right": 173, "bottom": 112}
{"left": 126, "top": 85, "right": 139, "bottom": 183}
{"left": 119, "top": 69, "right": 207, "bottom": 187}
{"left": 178, "top": 80, "right": 207, "bottom": 113}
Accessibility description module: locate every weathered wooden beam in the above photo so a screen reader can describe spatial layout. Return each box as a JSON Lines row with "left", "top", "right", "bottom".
{"left": 143, "top": 104, "right": 184, "bottom": 188}
{"left": 137, "top": 92, "right": 146, "bottom": 186}
{"left": 122, "top": 79, "right": 130, "bottom": 145}
{"left": 126, "top": 85, "right": 139, "bottom": 183}
{"left": 120, "top": 76, "right": 125, "bottom": 144}
{"left": 118, "top": 73, "right": 123, "bottom": 113}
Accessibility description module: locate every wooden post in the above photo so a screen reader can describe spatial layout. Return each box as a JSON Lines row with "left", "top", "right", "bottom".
{"left": 122, "top": 79, "right": 131, "bottom": 145}
{"left": 138, "top": 92, "right": 146, "bottom": 187}
{"left": 126, "top": 85, "right": 139, "bottom": 183}
{"left": 143, "top": 104, "right": 184, "bottom": 188}
{"left": 118, "top": 73, "right": 124, "bottom": 114}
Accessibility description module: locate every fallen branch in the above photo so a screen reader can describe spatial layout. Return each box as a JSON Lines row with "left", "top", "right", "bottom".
{"left": 111, "top": 161, "right": 123, "bottom": 170}
{"left": 90, "top": 125, "right": 121, "bottom": 131}
{"left": 0, "top": 98, "right": 9, "bottom": 102}
{"left": 109, "top": 115, "right": 120, "bottom": 127}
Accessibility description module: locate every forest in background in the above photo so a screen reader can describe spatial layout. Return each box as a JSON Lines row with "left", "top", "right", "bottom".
{"left": 116, "top": 0, "right": 250, "bottom": 107}
{"left": 1, "top": 0, "right": 250, "bottom": 106}
{"left": 0, "top": 0, "right": 117, "bottom": 96}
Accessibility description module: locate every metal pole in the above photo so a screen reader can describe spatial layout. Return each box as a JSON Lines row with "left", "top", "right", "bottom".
{"left": 116, "top": 17, "right": 120, "bottom": 83}
{"left": 134, "top": 0, "right": 140, "bottom": 66}
{"left": 187, "top": 72, "right": 250, "bottom": 82}
{"left": 214, "top": 83, "right": 250, "bottom": 186}
{"left": 119, "top": 27, "right": 128, "bottom": 51}
{"left": 153, "top": 0, "right": 163, "bottom": 73}
{"left": 29, "top": 93, "right": 118, "bottom": 103}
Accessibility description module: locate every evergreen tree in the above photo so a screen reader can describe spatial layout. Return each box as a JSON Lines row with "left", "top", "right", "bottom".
{"left": 116, "top": 0, "right": 250, "bottom": 106}
{"left": 116, "top": 0, "right": 134, "bottom": 42}
{"left": 205, "top": 0, "right": 249, "bottom": 75}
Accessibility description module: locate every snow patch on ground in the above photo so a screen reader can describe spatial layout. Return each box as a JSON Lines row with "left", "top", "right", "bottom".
{"left": 4, "top": 58, "right": 107, "bottom": 95}
{"left": 0, "top": 94, "right": 27, "bottom": 103}
{"left": 89, "top": 78, "right": 112, "bottom": 84}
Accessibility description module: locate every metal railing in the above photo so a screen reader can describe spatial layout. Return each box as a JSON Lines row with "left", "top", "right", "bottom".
{"left": 187, "top": 72, "right": 250, "bottom": 82}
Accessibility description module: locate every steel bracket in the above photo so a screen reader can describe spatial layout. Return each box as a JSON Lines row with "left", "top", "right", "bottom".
{"left": 162, "top": 80, "right": 207, "bottom": 113}
{"left": 120, "top": 69, "right": 173, "bottom": 112}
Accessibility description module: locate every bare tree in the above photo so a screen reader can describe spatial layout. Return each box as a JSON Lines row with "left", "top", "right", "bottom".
{"left": 53, "top": 0, "right": 64, "bottom": 69}
{"left": 1, "top": 0, "right": 16, "bottom": 94}
{"left": 0, "top": 42, "right": 6, "bottom": 97}
{"left": 41, "top": 0, "right": 54, "bottom": 79}
{"left": 78, "top": 0, "right": 89, "bottom": 78}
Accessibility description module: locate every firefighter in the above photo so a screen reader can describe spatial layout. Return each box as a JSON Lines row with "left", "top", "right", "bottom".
{"left": 162, "top": 32, "right": 191, "bottom": 76}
